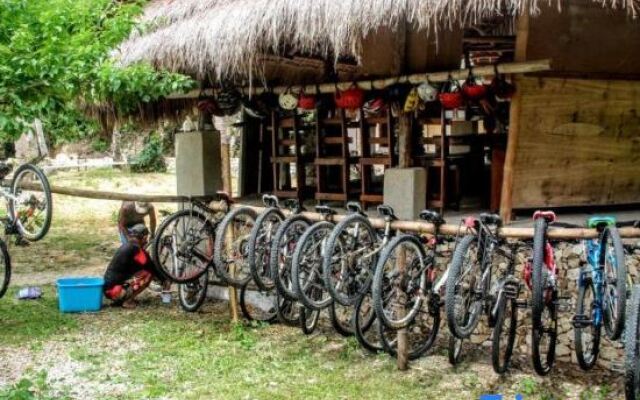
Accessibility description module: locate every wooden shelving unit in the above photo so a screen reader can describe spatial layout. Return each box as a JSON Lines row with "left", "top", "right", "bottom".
{"left": 359, "top": 111, "right": 395, "bottom": 208}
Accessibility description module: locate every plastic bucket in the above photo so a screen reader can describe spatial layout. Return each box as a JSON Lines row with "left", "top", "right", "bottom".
{"left": 56, "top": 277, "right": 104, "bottom": 313}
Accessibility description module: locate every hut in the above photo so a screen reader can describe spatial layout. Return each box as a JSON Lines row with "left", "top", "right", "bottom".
{"left": 115, "top": 0, "right": 640, "bottom": 222}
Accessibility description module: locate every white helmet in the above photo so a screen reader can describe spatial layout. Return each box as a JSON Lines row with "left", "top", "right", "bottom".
{"left": 417, "top": 82, "right": 439, "bottom": 102}
{"left": 278, "top": 90, "right": 298, "bottom": 111}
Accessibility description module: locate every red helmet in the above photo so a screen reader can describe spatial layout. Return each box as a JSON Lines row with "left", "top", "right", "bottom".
{"left": 335, "top": 84, "right": 364, "bottom": 110}
{"left": 462, "top": 72, "right": 487, "bottom": 100}
{"left": 297, "top": 91, "right": 317, "bottom": 110}
{"left": 439, "top": 77, "right": 464, "bottom": 110}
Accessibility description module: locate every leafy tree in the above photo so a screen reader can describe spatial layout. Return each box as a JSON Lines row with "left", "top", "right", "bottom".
{"left": 0, "top": 0, "right": 194, "bottom": 144}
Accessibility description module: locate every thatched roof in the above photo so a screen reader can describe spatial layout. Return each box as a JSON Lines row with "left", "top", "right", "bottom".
{"left": 116, "top": 0, "right": 638, "bottom": 81}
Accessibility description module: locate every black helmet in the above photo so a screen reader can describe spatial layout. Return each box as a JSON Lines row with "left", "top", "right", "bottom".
{"left": 214, "top": 86, "right": 241, "bottom": 116}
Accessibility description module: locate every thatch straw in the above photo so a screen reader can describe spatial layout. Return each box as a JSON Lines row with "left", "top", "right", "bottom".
{"left": 116, "top": 0, "right": 639, "bottom": 80}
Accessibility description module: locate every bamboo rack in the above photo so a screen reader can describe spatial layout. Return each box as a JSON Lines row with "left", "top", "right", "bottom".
{"left": 167, "top": 59, "right": 552, "bottom": 99}
{"left": 14, "top": 182, "right": 640, "bottom": 239}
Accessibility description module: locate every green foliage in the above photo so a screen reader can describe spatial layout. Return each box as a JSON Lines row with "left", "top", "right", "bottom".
{"left": 0, "top": 371, "right": 69, "bottom": 400}
{"left": 129, "top": 134, "right": 166, "bottom": 173}
{"left": 0, "top": 0, "right": 195, "bottom": 143}
{"left": 91, "top": 138, "right": 109, "bottom": 153}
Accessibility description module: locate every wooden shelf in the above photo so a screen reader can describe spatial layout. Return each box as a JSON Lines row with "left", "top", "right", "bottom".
{"left": 323, "top": 137, "right": 352, "bottom": 145}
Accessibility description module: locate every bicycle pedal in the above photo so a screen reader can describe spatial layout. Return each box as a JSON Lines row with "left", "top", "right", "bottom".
{"left": 515, "top": 299, "right": 529, "bottom": 309}
{"left": 555, "top": 298, "right": 572, "bottom": 312}
{"left": 571, "top": 314, "right": 593, "bottom": 328}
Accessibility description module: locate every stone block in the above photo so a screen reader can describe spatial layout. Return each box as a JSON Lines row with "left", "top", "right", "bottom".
{"left": 176, "top": 130, "right": 223, "bottom": 197}
{"left": 383, "top": 167, "right": 427, "bottom": 220}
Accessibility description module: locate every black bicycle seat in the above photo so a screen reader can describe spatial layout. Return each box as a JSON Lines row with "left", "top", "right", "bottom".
{"left": 315, "top": 205, "right": 336, "bottom": 215}
{"left": 346, "top": 202, "right": 364, "bottom": 215}
{"left": 479, "top": 213, "right": 502, "bottom": 227}
{"left": 377, "top": 205, "right": 397, "bottom": 220}
{"left": 283, "top": 199, "right": 304, "bottom": 213}
{"left": 262, "top": 194, "right": 279, "bottom": 207}
{"left": 419, "top": 209, "right": 445, "bottom": 226}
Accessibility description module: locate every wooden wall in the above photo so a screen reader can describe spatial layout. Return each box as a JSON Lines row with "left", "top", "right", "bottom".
{"left": 510, "top": 77, "right": 640, "bottom": 208}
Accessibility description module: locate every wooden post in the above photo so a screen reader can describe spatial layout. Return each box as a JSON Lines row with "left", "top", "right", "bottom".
{"left": 499, "top": 12, "right": 530, "bottom": 223}
{"left": 398, "top": 115, "right": 413, "bottom": 168}
{"left": 221, "top": 126, "right": 239, "bottom": 323}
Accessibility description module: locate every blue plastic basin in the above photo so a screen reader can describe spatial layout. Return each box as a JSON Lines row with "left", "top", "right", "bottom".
{"left": 56, "top": 277, "right": 104, "bottom": 313}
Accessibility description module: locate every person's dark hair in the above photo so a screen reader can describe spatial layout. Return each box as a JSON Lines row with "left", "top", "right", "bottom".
{"left": 127, "top": 223, "right": 149, "bottom": 238}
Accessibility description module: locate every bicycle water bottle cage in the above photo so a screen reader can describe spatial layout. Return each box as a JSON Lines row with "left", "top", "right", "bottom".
{"left": 533, "top": 210, "right": 556, "bottom": 223}
{"left": 377, "top": 205, "right": 397, "bottom": 220}
{"left": 346, "top": 202, "right": 364, "bottom": 215}
{"left": 419, "top": 210, "right": 444, "bottom": 226}
{"left": 463, "top": 216, "right": 478, "bottom": 229}
{"left": 315, "top": 205, "right": 336, "bottom": 216}
{"left": 262, "top": 194, "right": 279, "bottom": 208}
{"left": 479, "top": 213, "right": 502, "bottom": 227}
{"left": 587, "top": 216, "right": 616, "bottom": 230}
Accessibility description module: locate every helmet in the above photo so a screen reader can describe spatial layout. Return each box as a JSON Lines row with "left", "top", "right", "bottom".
{"left": 215, "top": 87, "right": 241, "bottom": 116}
{"left": 127, "top": 223, "right": 149, "bottom": 238}
{"left": 462, "top": 74, "right": 487, "bottom": 101}
{"left": 335, "top": 84, "right": 364, "bottom": 110}
{"left": 197, "top": 98, "right": 219, "bottom": 115}
{"left": 278, "top": 89, "right": 298, "bottom": 111}
{"left": 491, "top": 75, "right": 516, "bottom": 100}
{"left": 439, "top": 78, "right": 464, "bottom": 110}
{"left": 363, "top": 97, "right": 385, "bottom": 115}
{"left": 403, "top": 88, "right": 420, "bottom": 113}
{"left": 385, "top": 83, "right": 412, "bottom": 104}
{"left": 297, "top": 91, "right": 317, "bottom": 110}
{"left": 417, "top": 82, "right": 439, "bottom": 102}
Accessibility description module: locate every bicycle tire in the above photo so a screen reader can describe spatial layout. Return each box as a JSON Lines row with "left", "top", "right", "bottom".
{"left": 0, "top": 240, "right": 11, "bottom": 299}
{"left": 328, "top": 301, "right": 355, "bottom": 337}
{"left": 292, "top": 221, "right": 334, "bottom": 311}
{"left": 299, "top": 306, "right": 320, "bottom": 335}
{"left": 625, "top": 285, "right": 640, "bottom": 400}
{"left": 213, "top": 207, "right": 257, "bottom": 287}
{"left": 601, "top": 226, "right": 627, "bottom": 340}
{"left": 531, "top": 216, "right": 547, "bottom": 331}
{"left": 372, "top": 234, "right": 428, "bottom": 330}
{"left": 269, "top": 215, "right": 310, "bottom": 301}
{"left": 277, "top": 296, "right": 300, "bottom": 326}
{"left": 152, "top": 209, "right": 212, "bottom": 283}
{"left": 247, "top": 207, "right": 284, "bottom": 291}
{"left": 491, "top": 293, "right": 518, "bottom": 374}
{"left": 178, "top": 269, "right": 209, "bottom": 312}
{"left": 574, "top": 281, "right": 601, "bottom": 370}
{"left": 355, "top": 291, "right": 383, "bottom": 353}
{"left": 448, "top": 334, "right": 464, "bottom": 366}
{"left": 322, "top": 213, "right": 377, "bottom": 307}
{"left": 8, "top": 163, "right": 52, "bottom": 241}
{"left": 445, "top": 234, "right": 483, "bottom": 339}
{"left": 239, "top": 281, "right": 277, "bottom": 323}
{"left": 531, "top": 290, "right": 558, "bottom": 376}
{"left": 378, "top": 318, "right": 436, "bottom": 361}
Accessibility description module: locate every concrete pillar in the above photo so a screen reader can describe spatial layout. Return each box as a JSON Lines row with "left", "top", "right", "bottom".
{"left": 175, "top": 130, "right": 222, "bottom": 196}
{"left": 383, "top": 167, "right": 427, "bottom": 220}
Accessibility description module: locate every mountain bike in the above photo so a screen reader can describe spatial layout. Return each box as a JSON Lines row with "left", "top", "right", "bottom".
{"left": 322, "top": 203, "right": 397, "bottom": 306}
{"left": 247, "top": 195, "right": 286, "bottom": 291}
{"left": 445, "top": 213, "right": 505, "bottom": 340}
{"left": 152, "top": 192, "right": 232, "bottom": 284}
{"left": 573, "top": 216, "right": 627, "bottom": 370}
{"left": 0, "top": 162, "right": 53, "bottom": 299}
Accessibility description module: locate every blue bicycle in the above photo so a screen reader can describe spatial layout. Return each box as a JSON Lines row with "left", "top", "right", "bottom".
{"left": 572, "top": 216, "right": 627, "bottom": 370}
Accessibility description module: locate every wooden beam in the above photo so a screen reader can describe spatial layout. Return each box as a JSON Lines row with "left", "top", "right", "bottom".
{"left": 166, "top": 59, "right": 552, "bottom": 99}
{"left": 499, "top": 12, "right": 530, "bottom": 223}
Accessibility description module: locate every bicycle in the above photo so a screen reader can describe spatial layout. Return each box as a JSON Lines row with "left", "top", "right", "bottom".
{"left": 0, "top": 162, "right": 53, "bottom": 299}
{"left": 322, "top": 203, "right": 397, "bottom": 307}
{"left": 573, "top": 216, "right": 627, "bottom": 370}
{"left": 247, "top": 195, "right": 286, "bottom": 291}
{"left": 152, "top": 192, "right": 232, "bottom": 284}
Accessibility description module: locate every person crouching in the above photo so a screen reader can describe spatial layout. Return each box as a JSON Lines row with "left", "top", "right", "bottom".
{"left": 103, "top": 224, "right": 156, "bottom": 309}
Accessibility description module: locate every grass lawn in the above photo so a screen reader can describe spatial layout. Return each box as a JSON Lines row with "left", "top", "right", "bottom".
{"left": 0, "top": 168, "right": 623, "bottom": 400}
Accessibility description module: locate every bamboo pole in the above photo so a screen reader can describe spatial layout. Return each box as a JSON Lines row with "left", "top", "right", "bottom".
{"left": 166, "top": 59, "right": 552, "bottom": 99}
{"left": 221, "top": 134, "right": 240, "bottom": 323}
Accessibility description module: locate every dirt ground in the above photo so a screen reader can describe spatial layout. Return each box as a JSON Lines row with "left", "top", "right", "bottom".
{"left": 0, "top": 168, "right": 626, "bottom": 399}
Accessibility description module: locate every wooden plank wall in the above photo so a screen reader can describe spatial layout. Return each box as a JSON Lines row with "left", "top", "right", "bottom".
{"left": 510, "top": 77, "right": 640, "bottom": 208}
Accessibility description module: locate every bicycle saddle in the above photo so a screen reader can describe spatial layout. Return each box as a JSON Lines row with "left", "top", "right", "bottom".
{"left": 262, "top": 194, "right": 279, "bottom": 208}
{"left": 419, "top": 209, "right": 445, "bottom": 226}
{"left": 315, "top": 205, "right": 336, "bottom": 216}
{"left": 586, "top": 216, "right": 616, "bottom": 230}
{"left": 346, "top": 202, "right": 364, "bottom": 215}
{"left": 479, "top": 213, "right": 502, "bottom": 227}
{"left": 533, "top": 210, "right": 556, "bottom": 223}
{"left": 377, "top": 205, "right": 397, "bottom": 220}
{"left": 283, "top": 199, "right": 304, "bottom": 213}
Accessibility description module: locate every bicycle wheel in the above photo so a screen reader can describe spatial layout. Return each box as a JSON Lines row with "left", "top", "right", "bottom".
{"left": 299, "top": 306, "right": 320, "bottom": 335}
{"left": 625, "top": 285, "right": 640, "bottom": 400}
{"left": 152, "top": 209, "right": 213, "bottom": 283}
{"left": 355, "top": 290, "right": 384, "bottom": 353}
{"left": 372, "top": 234, "right": 430, "bottom": 330}
{"left": 178, "top": 269, "right": 209, "bottom": 312}
{"left": 270, "top": 215, "right": 310, "bottom": 300}
{"left": 8, "top": 164, "right": 52, "bottom": 241}
{"left": 531, "top": 290, "right": 558, "bottom": 376}
{"left": 574, "top": 281, "right": 601, "bottom": 370}
{"left": 277, "top": 296, "right": 301, "bottom": 326}
{"left": 329, "top": 301, "right": 355, "bottom": 337}
{"left": 448, "top": 335, "right": 464, "bottom": 366}
{"left": 0, "top": 240, "right": 11, "bottom": 299}
{"left": 240, "top": 281, "right": 278, "bottom": 323}
{"left": 213, "top": 207, "right": 257, "bottom": 287}
{"left": 247, "top": 207, "right": 284, "bottom": 291}
{"left": 531, "top": 216, "right": 548, "bottom": 330}
{"left": 378, "top": 292, "right": 439, "bottom": 360}
{"left": 445, "top": 234, "right": 484, "bottom": 339}
{"left": 601, "top": 226, "right": 627, "bottom": 340}
{"left": 292, "top": 221, "right": 334, "bottom": 311}
{"left": 322, "top": 214, "right": 377, "bottom": 306}
{"left": 491, "top": 293, "right": 518, "bottom": 374}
